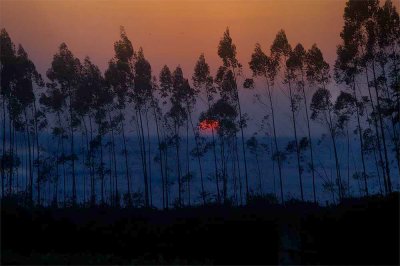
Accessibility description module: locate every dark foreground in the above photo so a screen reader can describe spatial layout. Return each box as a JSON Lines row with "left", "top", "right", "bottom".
{"left": 1, "top": 193, "right": 399, "bottom": 265}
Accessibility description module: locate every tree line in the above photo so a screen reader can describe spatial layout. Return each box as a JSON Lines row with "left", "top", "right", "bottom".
{"left": 0, "top": 0, "right": 398, "bottom": 208}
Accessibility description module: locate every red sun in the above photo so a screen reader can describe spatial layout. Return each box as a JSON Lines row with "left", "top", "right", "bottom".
{"left": 199, "top": 119, "right": 219, "bottom": 133}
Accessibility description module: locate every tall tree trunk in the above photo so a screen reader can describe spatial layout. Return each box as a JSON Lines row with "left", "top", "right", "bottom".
{"left": 145, "top": 109, "right": 152, "bottom": 206}
{"left": 232, "top": 68, "right": 249, "bottom": 201}
{"left": 175, "top": 124, "right": 182, "bottom": 207}
{"left": 205, "top": 93, "right": 220, "bottom": 204}
{"left": 24, "top": 110, "right": 33, "bottom": 204}
{"left": 266, "top": 81, "right": 284, "bottom": 204}
{"left": 288, "top": 78, "right": 304, "bottom": 201}
{"left": 234, "top": 136, "right": 243, "bottom": 205}
{"left": 68, "top": 97, "right": 76, "bottom": 205}
{"left": 9, "top": 111, "right": 13, "bottom": 196}
{"left": 352, "top": 81, "right": 368, "bottom": 196}
{"left": 57, "top": 112, "right": 67, "bottom": 207}
{"left": 364, "top": 67, "right": 387, "bottom": 194}
{"left": 33, "top": 101, "right": 41, "bottom": 205}
{"left": 328, "top": 113, "right": 343, "bottom": 201}
{"left": 153, "top": 107, "right": 166, "bottom": 208}
{"left": 138, "top": 109, "right": 149, "bottom": 207}
{"left": 109, "top": 113, "right": 118, "bottom": 206}
{"left": 301, "top": 76, "right": 317, "bottom": 203}
{"left": 189, "top": 112, "right": 206, "bottom": 205}
{"left": 185, "top": 111, "right": 191, "bottom": 206}
{"left": 1, "top": 98, "right": 6, "bottom": 197}
{"left": 99, "top": 124, "right": 105, "bottom": 205}
{"left": 372, "top": 62, "right": 392, "bottom": 193}
{"left": 119, "top": 110, "right": 131, "bottom": 204}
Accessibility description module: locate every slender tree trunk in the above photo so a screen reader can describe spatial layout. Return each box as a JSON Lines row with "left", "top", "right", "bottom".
{"left": 301, "top": 76, "right": 317, "bottom": 203}
{"left": 33, "top": 102, "right": 41, "bottom": 205}
{"left": 9, "top": 111, "right": 13, "bottom": 196}
{"left": 164, "top": 136, "right": 169, "bottom": 209}
{"left": 119, "top": 110, "right": 131, "bottom": 203}
{"left": 99, "top": 124, "right": 105, "bottom": 205}
{"left": 234, "top": 136, "right": 243, "bottom": 205}
{"left": 82, "top": 116, "right": 91, "bottom": 205}
{"left": 138, "top": 109, "right": 149, "bottom": 207}
{"left": 381, "top": 64, "right": 400, "bottom": 178}
{"left": 185, "top": 111, "right": 191, "bottom": 206}
{"left": 109, "top": 113, "right": 118, "bottom": 206}
{"left": 372, "top": 62, "right": 392, "bottom": 193}
{"left": 288, "top": 78, "right": 304, "bottom": 201}
{"left": 328, "top": 116, "right": 342, "bottom": 200}
{"left": 24, "top": 110, "right": 33, "bottom": 204}
{"left": 206, "top": 93, "right": 221, "bottom": 203}
{"left": 89, "top": 116, "right": 95, "bottom": 205}
{"left": 352, "top": 81, "right": 368, "bottom": 196}
{"left": 266, "top": 81, "right": 284, "bottom": 204}
{"left": 347, "top": 126, "right": 351, "bottom": 196}
{"left": 54, "top": 136, "right": 60, "bottom": 206}
{"left": 189, "top": 112, "right": 206, "bottom": 205}
{"left": 175, "top": 124, "right": 182, "bottom": 207}
{"left": 57, "top": 112, "right": 66, "bottom": 207}
{"left": 232, "top": 68, "right": 249, "bottom": 201}
{"left": 145, "top": 109, "right": 153, "bottom": 206}
{"left": 255, "top": 151, "right": 262, "bottom": 194}
{"left": 364, "top": 67, "right": 387, "bottom": 194}
{"left": 68, "top": 97, "right": 76, "bottom": 205}
{"left": 1, "top": 98, "right": 6, "bottom": 197}
{"left": 153, "top": 106, "right": 166, "bottom": 208}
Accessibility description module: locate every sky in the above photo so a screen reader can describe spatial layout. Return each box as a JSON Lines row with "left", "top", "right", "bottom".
{"left": 1, "top": 0, "right": 398, "bottom": 136}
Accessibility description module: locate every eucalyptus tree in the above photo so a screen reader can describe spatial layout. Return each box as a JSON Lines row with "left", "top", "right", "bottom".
{"left": 150, "top": 81, "right": 167, "bottom": 208}
{"left": 14, "top": 44, "right": 46, "bottom": 204}
{"left": 335, "top": 42, "right": 369, "bottom": 196}
{"left": 334, "top": 90, "right": 363, "bottom": 195}
{"left": 73, "top": 57, "right": 94, "bottom": 204}
{"left": 200, "top": 97, "right": 238, "bottom": 203}
{"left": 132, "top": 48, "right": 152, "bottom": 208}
{"left": 249, "top": 42, "right": 284, "bottom": 204}
{"left": 1, "top": 29, "right": 46, "bottom": 204}
{"left": 46, "top": 43, "right": 81, "bottom": 205}
{"left": 339, "top": 0, "right": 396, "bottom": 193}
{"left": 105, "top": 27, "right": 134, "bottom": 203}
{"left": 159, "top": 65, "right": 173, "bottom": 208}
{"left": 302, "top": 44, "right": 332, "bottom": 202}
{"left": 284, "top": 41, "right": 307, "bottom": 201}
{"left": 40, "top": 72, "right": 66, "bottom": 206}
{"left": 78, "top": 57, "right": 112, "bottom": 205}
{"left": 246, "top": 135, "right": 263, "bottom": 194}
{"left": 374, "top": 0, "right": 400, "bottom": 180}
{"left": 192, "top": 54, "right": 216, "bottom": 205}
{"left": 311, "top": 87, "right": 345, "bottom": 200}
{"left": 0, "top": 29, "right": 17, "bottom": 198}
{"left": 213, "top": 62, "right": 243, "bottom": 203}
{"left": 217, "top": 28, "right": 250, "bottom": 201}
{"left": 172, "top": 67, "right": 189, "bottom": 206}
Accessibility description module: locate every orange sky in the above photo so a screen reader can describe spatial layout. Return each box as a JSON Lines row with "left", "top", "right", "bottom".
{"left": 1, "top": 0, "right": 354, "bottom": 77}
{"left": 2, "top": 0, "right": 398, "bottom": 136}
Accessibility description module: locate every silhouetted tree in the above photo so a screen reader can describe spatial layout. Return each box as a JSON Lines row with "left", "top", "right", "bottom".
{"left": 105, "top": 26, "right": 134, "bottom": 205}
{"left": 218, "top": 28, "right": 250, "bottom": 201}
{"left": 249, "top": 40, "right": 284, "bottom": 203}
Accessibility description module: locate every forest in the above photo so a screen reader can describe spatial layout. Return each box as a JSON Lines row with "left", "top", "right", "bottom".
{"left": 1, "top": 0, "right": 399, "bottom": 264}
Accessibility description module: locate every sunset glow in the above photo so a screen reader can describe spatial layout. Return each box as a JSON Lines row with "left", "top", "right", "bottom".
{"left": 199, "top": 119, "right": 219, "bottom": 133}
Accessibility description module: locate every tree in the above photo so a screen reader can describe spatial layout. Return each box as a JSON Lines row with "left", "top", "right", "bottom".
{"left": 47, "top": 43, "right": 81, "bottom": 206}
{"left": 105, "top": 26, "right": 134, "bottom": 205}
{"left": 193, "top": 54, "right": 216, "bottom": 205}
{"left": 133, "top": 48, "right": 153, "bottom": 208}
{"left": 217, "top": 28, "right": 250, "bottom": 202}
{"left": 249, "top": 41, "right": 284, "bottom": 204}
{"left": 311, "top": 87, "right": 344, "bottom": 200}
